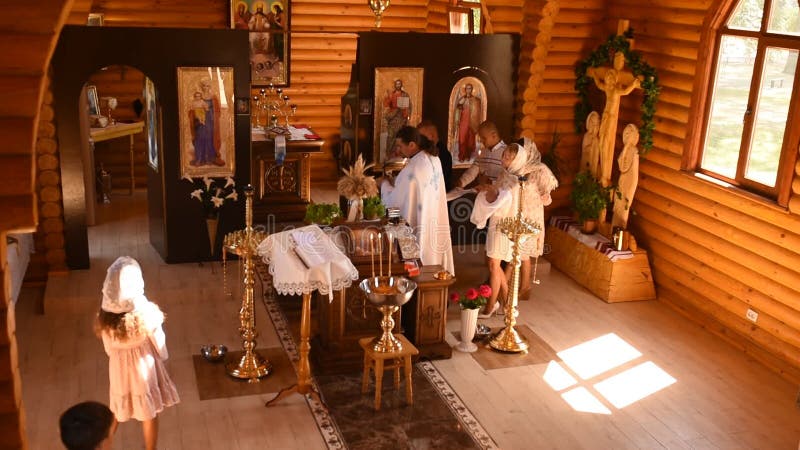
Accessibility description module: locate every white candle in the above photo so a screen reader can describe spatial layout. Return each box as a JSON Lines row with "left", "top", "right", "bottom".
{"left": 378, "top": 232, "right": 383, "bottom": 278}
{"left": 387, "top": 233, "right": 391, "bottom": 278}
{"left": 370, "top": 233, "right": 375, "bottom": 279}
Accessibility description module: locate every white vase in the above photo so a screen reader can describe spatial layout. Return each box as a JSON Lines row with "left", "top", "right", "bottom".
{"left": 347, "top": 197, "right": 363, "bottom": 222}
{"left": 455, "top": 307, "right": 479, "bottom": 352}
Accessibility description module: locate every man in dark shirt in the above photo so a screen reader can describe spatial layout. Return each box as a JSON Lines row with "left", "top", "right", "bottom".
{"left": 417, "top": 120, "right": 453, "bottom": 191}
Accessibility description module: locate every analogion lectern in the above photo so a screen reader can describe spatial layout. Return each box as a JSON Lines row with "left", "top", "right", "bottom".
{"left": 257, "top": 225, "right": 359, "bottom": 406}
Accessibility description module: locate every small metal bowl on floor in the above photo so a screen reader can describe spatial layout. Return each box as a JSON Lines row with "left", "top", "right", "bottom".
{"left": 474, "top": 324, "right": 491, "bottom": 341}
{"left": 200, "top": 344, "right": 228, "bottom": 363}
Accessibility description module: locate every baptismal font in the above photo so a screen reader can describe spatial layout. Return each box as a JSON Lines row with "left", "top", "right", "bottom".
{"left": 358, "top": 232, "right": 417, "bottom": 352}
{"left": 489, "top": 176, "right": 540, "bottom": 353}
{"left": 222, "top": 186, "right": 272, "bottom": 381}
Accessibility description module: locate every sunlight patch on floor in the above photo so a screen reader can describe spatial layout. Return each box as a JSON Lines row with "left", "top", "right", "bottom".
{"left": 593, "top": 361, "right": 676, "bottom": 408}
{"left": 543, "top": 360, "right": 577, "bottom": 391}
{"left": 557, "top": 333, "right": 642, "bottom": 380}
{"left": 561, "top": 387, "right": 612, "bottom": 414}
{"left": 545, "top": 333, "right": 676, "bottom": 414}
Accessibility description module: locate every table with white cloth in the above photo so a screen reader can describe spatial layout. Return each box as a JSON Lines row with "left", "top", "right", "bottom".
{"left": 309, "top": 222, "right": 457, "bottom": 373}
{"left": 256, "top": 224, "right": 359, "bottom": 405}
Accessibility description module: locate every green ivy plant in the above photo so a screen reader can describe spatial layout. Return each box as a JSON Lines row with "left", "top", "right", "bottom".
{"left": 569, "top": 171, "right": 620, "bottom": 223}
{"left": 574, "top": 31, "right": 660, "bottom": 154}
{"left": 362, "top": 196, "right": 385, "bottom": 220}
{"left": 304, "top": 203, "right": 342, "bottom": 226}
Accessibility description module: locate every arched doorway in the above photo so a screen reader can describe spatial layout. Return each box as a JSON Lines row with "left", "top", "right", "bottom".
{"left": 79, "top": 65, "right": 161, "bottom": 230}
{"left": 52, "top": 26, "right": 251, "bottom": 268}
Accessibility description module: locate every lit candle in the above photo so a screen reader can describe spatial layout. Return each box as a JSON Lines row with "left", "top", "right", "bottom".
{"left": 387, "top": 233, "right": 391, "bottom": 278}
{"left": 370, "top": 233, "right": 375, "bottom": 279}
{"left": 378, "top": 232, "right": 383, "bottom": 278}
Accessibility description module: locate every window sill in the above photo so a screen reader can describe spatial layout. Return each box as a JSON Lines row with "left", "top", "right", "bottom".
{"left": 687, "top": 171, "right": 791, "bottom": 215}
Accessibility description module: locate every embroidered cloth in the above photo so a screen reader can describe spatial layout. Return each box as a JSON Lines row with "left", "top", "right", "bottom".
{"left": 257, "top": 224, "right": 359, "bottom": 300}
{"left": 549, "top": 215, "right": 634, "bottom": 262}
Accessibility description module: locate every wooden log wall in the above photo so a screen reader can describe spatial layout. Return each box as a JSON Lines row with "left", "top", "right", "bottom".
{"left": 517, "top": 0, "right": 608, "bottom": 212}
{"left": 32, "top": 75, "right": 69, "bottom": 286}
{"left": 66, "top": 0, "right": 93, "bottom": 24}
{"left": 584, "top": 0, "right": 800, "bottom": 382}
{"left": 0, "top": 1, "right": 74, "bottom": 447}
{"left": 426, "top": 0, "right": 450, "bottom": 32}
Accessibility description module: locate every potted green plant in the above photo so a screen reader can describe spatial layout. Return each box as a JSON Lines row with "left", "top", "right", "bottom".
{"left": 362, "top": 196, "right": 385, "bottom": 220}
{"left": 569, "top": 171, "right": 618, "bottom": 234}
{"left": 304, "top": 203, "right": 342, "bottom": 226}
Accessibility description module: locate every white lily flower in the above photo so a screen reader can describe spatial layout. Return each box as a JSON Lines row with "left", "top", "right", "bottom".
{"left": 225, "top": 191, "right": 239, "bottom": 201}
{"left": 203, "top": 176, "right": 213, "bottom": 190}
{"left": 182, "top": 174, "right": 194, "bottom": 182}
{"left": 190, "top": 189, "right": 203, "bottom": 201}
{"left": 224, "top": 177, "right": 235, "bottom": 188}
{"left": 211, "top": 196, "right": 225, "bottom": 208}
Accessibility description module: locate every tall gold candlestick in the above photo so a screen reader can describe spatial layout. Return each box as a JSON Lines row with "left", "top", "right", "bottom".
{"left": 223, "top": 186, "right": 272, "bottom": 381}
{"left": 489, "top": 176, "right": 540, "bottom": 354}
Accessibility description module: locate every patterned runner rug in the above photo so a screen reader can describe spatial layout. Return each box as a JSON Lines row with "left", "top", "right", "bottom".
{"left": 256, "top": 263, "right": 497, "bottom": 449}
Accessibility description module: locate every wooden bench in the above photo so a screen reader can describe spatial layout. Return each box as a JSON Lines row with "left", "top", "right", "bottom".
{"left": 544, "top": 225, "right": 655, "bottom": 303}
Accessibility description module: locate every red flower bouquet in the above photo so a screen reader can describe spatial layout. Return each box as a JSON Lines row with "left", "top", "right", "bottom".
{"left": 450, "top": 284, "right": 491, "bottom": 310}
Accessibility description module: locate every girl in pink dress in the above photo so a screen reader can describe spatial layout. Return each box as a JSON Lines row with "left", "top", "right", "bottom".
{"left": 95, "top": 256, "right": 179, "bottom": 450}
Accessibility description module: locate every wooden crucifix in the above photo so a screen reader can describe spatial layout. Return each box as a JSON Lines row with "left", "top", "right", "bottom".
{"left": 586, "top": 20, "right": 642, "bottom": 188}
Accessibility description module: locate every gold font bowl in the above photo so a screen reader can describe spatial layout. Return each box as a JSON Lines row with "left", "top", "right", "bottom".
{"left": 359, "top": 276, "right": 417, "bottom": 307}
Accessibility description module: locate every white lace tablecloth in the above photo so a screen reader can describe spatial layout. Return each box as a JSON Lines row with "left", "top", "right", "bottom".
{"left": 382, "top": 222, "right": 421, "bottom": 261}
{"left": 256, "top": 224, "right": 359, "bottom": 300}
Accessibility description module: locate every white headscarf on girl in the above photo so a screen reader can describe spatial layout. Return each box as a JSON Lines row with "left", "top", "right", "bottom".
{"left": 101, "top": 256, "right": 147, "bottom": 314}
{"left": 497, "top": 138, "right": 540, "bottom": 189}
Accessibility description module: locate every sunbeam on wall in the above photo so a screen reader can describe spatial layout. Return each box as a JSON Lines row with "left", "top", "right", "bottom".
{"left": 544, "top": 333, "right": 677, "bottom": 414}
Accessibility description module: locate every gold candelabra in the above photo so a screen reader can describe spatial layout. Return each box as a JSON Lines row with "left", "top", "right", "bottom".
{"left": 252, "top": 84, "right": 297, "bottom": 134}
{"left": 489, "top": 176, "right": 541, "bottom": 353}
{"left": 222, "top": 186, "right": 272, "bottom": 382}
{"left": 367, "top": 0, "right": 391, "bottom": 28}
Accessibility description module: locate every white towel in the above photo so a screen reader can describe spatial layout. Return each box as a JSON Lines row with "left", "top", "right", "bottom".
{"left": 257, "top": 225, "right": 359, "bottom": 301}
{"left": 470, "top": 189, "right": 512, "bottom": 229}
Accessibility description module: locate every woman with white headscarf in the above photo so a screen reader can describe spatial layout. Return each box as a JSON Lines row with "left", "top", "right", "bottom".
{"left": 471, "top": 139, "right": 558, "bottom": 317}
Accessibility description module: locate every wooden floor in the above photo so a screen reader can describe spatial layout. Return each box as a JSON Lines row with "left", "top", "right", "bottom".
{"left": 15, "top": 188, "right": 800, "bottom": 449}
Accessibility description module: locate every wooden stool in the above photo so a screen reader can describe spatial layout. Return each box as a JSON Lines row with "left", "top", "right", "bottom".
{"left": 359, "top": 334, "right": 419, "bottom": 410}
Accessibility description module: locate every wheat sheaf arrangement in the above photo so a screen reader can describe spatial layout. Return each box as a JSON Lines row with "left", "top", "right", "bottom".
{"left": 337, "top": 154, "right": 378, "bottom": 200}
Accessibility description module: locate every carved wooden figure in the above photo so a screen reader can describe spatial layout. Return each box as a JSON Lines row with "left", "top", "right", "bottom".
{"left": 579, "top": 111, "right": 600, "bottom": 178}
{"left": 612, "top": 124, "right": 640, "bottom": 229}
{"left": 587, "top": 50, "right": 641, "bottom": 188}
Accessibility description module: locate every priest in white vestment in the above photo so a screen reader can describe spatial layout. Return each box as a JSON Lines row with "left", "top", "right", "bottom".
{"left": 381, "top": 126, "right": 455, "bottom": 275}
